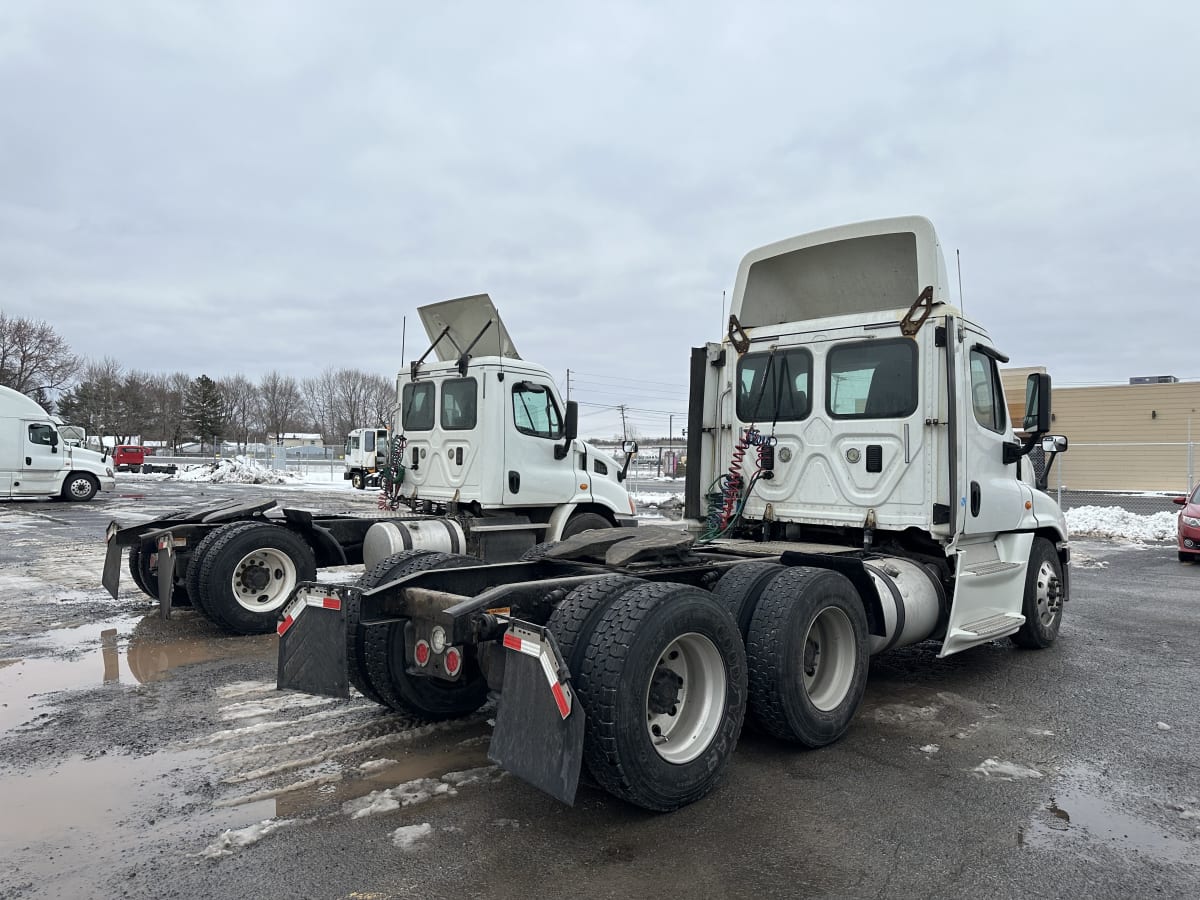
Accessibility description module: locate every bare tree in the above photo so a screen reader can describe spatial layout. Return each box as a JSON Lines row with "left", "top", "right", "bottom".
{"left": 218, "top": 374, "right": 259, "bottom": 452}
{"left": 303, "top": 367, "right": 393, "bottom": 442}
{"left": 259, "top": 371, "right": 303, "bottom": 445}
{"left": 0, "top": 311, "right": 80, "bottom": 394}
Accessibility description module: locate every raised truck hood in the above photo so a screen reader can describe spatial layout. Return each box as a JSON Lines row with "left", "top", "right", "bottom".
{"left": 419, "top": 293, "right": 520, "bottom": 362}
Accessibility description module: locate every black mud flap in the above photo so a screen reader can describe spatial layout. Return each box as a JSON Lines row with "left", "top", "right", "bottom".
{"left": 156, "top": 535, "right": 176, "bottom": 619}
{"left": 488, "top": 621, "right": 585, "bottom": 806}
{"left": 102, "top": 521, "right": 123, "bottom": 599}
{"left": 276, "top": 584, "right": 351, "bottom": 699}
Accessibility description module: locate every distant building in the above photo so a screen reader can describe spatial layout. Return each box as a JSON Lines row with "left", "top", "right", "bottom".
{"left": 279, "top": 432, "right": 323, "bottom": 448}
{"left": 1001, "top": 367, "right": 1199, "bottom": 492}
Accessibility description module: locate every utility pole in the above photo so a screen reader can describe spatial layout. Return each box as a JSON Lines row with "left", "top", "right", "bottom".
{"left": 566, "top": 369, "right": 571, "bottom": 402}
{"left": 618, "top": 404, "right": 627, "bottom": 441}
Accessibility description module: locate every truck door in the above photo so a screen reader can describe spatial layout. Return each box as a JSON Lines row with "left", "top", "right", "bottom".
{"left": 19, "top": 420, "right": 63, "bottom": 495}
{"left": 960, "top": 343, "right": 1030, "bottom": 535}
{"left": 504, "top": 379, "right": 578, "bottom": 505}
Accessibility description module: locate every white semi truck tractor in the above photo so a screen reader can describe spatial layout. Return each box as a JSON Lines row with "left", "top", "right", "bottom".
{"left": 102, "top": 295, "right": 638, "bottom": 635}
{"left": 277, "top": 217, "right": 1070, "bottom": 812}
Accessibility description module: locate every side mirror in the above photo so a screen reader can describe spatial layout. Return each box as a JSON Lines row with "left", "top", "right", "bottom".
{"left": 617, "top": 441, "right": 638, "bottom": 482}
{"left": 1041, "top": 435, "right": 1068, "bottom": 453}
{"left": 1173, "top": 495, "right": 1188, "bottom": 506}
{"left": 1023, "top": 373, "right": 1052, "bottom": 434}
{"left": 555, "top": 401, "right": 579, "bottom": 460}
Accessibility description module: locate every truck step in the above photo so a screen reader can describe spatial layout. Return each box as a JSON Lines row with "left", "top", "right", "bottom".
{"left": 959, "top": 559, "right": 1021, "bottom": 577}
{"left": 950, "top": 613, "right": 1024, "bottom": 640}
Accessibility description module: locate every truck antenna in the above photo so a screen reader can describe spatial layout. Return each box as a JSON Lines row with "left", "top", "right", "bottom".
{"left": 721, "top": 289, "right": 726, "bottom": 335}
{"left": 401, "top": 315, "right": 406, "bottom": 368}
{"left": 956, "top": 249, "right": 964, "bottom": 316}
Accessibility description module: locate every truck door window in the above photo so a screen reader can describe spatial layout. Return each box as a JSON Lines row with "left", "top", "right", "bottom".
{"left": 401, "top": 382, "right": 435, "bottom": 431}
{"left": 28, "top": 423, "right": 56, "bottom": 446}
{"left": 441, "top": 378, "right": 478, "bottom": 430}
{"left": 736, "top": 348, "right": 812, "bottom": 423}
{"left": 364, "top": 431, "right": 374, "bottom": 453}
{"left": 512, "top": 383, "right": 563, "bottom": 439}
{"left": 827, "top": 339, "right": 918, "bottom": 419}
{"left": 969, "top": 350, "right": 1007, "bottom": 433}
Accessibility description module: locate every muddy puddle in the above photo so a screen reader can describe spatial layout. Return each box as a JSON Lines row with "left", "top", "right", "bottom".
{"left": 1021, "top": 764, "right": 1200, "bottom": 865}
{"left": 0, "top": 614, "right": 275, "bottom": 733}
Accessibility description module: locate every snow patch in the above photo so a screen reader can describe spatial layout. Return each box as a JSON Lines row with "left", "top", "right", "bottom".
{"left": 919, "top": 744, "right": 940, "bottom": 754}
{"left": 200, "top": 818, "right": 296, "bottom": 859}
{"left": 971, "top": 758, "right": 1044, "bottom": 780}
{"left": 391, "top": 823, "right": 433, "bottom": 850}
{"left": 1156, "top": 721, "right": 1173, "bottom": 731}
{"left": 343, "top": 777, "right": 456, "bottom": 819}
{"left": 1065, "top": 506, "right": 1177, "bottom": 542}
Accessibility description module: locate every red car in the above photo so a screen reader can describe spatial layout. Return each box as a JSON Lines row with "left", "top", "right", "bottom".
{"left": 1175, "top": 485, "right": 1200, "bottom": 562}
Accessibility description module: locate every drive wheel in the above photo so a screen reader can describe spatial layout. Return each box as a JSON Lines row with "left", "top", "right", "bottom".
{"left": 360, "top": 551, "right": 488, "bottom": 719}
{"left": 1011, "top": 537, "right": 1065, "bottom": 649}
{"left": 60, "top": 473, "right": 98, "bottom": 502}
{"left": 185, "top": 522, "right": 260, "bottom": 621}
{"left": 562, "top": 512, "right": 612, "bottom": 539}
{"left": 712, "top": 561, "right": 787, "bottom": 640}
{"left": 197, "top": 523, "right": 316, "bottom": 634}
{"left": 746, "top": 566, "right": 868, "bottom": 748}
{"left": 577, "top": 581, "right": 746, "bottom": 811}
{"left": 547, "top": 575, "right": 642, "bottom": 682}
{"left": 351, "top": 471, "right": 366, "bottom": 490}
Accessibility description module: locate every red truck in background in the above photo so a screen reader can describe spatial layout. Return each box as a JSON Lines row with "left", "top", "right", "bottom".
{"left": 112, "top": 445, "right": 177, "bottom": 475}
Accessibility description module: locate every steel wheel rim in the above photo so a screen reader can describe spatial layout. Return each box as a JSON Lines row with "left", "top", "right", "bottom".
{"left": 644, "top": 632, "right": 726, "bottom": 765}
{"left": 69, "top": 478, "right": 91, "bottom": 498}
{"left": 231, "top": 548, "right": 297, "bottom": 612}
{"left": 1034, "top": 560, "right": 1061, "bottom": 626}
{"left": 801, "top": 607, "right": 856, "bottom": 711}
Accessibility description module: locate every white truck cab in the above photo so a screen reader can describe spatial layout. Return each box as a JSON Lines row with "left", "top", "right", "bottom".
{"left": 344, "top": 427, "right": 390, "bottom": 490}
{"left": 388, "top": 294, "right": 636, "bottom": 540}
{"left": 0, "top": 385, "right": 116, "bottom": 501}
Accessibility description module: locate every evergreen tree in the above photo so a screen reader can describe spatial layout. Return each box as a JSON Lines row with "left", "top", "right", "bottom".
{"left": 184, "top": 374, "right": 226, "bottom": 453}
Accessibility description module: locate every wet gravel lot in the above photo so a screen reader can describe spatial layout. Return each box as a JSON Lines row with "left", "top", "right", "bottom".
{"left": 1, "top": 479, "right": 1198, "bottom": 899}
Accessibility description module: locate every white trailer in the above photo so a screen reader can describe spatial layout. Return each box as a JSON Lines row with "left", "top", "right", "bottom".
{"left": 0, "top": 385, "right": 116, "bottom": 501}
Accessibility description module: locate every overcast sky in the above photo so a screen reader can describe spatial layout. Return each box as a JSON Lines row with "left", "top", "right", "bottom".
{"left": 2, "top": 1, "right": 1197, "bottom": 439}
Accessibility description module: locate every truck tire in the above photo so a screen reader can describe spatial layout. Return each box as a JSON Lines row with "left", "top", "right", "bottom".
{"left": 547, "top": 575, "right": 642, "bottom": 682}
{"left": 746, "top": 566, "right": 869, "bottom": 748}
{"left": 520, "top": 541, "right": 559, "bottom": 561}
{"left": 562, "top": 512, "right": 612, "bottom": 539}
{"left": 196, "top": 523, "right": 317, "bottom": 635}
{"left": 128, "top": 541, "right": 193, "bottom": 608}
{"left": 347, "top": 549, "right": 443, "bottom": 704}
{"left": 577, "top": 581, "right": 746, "bottom": 811}
{"left": 712, "top": 561, "right": 787, "bottom": 640}
{"left": 1011, "top": 537, "right": 1065, "bottom": 649}
{"left": 185, "top": 522, "right": 262, "bottom": 622}
{"left": 360, "top": 551, "right": 489, "bottom": 719}
{"left": 60, "top": 473, "right": 98, "bottom": 502}
{"left": 351, "top": 471, "right": 366, "bottom": 490}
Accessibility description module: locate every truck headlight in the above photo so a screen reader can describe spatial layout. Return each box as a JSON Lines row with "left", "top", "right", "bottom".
{"left": 1183, "top": 516, "right": 1200, "bottom": 528}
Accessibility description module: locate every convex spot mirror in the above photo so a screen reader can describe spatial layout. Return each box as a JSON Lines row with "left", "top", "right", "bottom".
{"left": 1041, "top": 435, "right": 1068, "bottom": 453}
{"left": 622, "top": 441, "right": 638, "bottom": 455}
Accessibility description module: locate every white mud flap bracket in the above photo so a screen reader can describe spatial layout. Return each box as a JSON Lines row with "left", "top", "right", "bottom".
{"left": 488, "top": 620, "right": 585, "bottom": 806}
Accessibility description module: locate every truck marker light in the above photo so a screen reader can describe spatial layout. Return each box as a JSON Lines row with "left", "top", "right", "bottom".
{"left": 1025, "top": 501, "right": 1032, "bottom": 510}
{"left": 579, "top": 483, "right": 588, "bottom": 490}
{"left": 430, "top": 626, "right": 447, "bottom": 654}
{"left": 444, "top": 646, "right": 462, "bottom": 676}
{"left": 415, "top": 639, "right": 431, "bottom": 666}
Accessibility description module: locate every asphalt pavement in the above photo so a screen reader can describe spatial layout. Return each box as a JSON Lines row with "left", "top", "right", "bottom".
{"left": 0, "top": 480, "right": 1197, "bottom": 899}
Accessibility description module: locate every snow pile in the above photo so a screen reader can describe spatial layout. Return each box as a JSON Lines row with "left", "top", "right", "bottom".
{"left": 391, "top": 823, "right": 433, "bottom": 850}
{"left": 176, "top": 456, "right": 303, "bottom": 485}
{"left": 200, "top": 818, "right": 296, "bottom": 858}
{"left": 1066, "top": 506, "right": 1177, "bottom": 542}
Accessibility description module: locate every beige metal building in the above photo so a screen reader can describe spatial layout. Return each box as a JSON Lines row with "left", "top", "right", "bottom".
{"left": 1000, "top": 368, "right": 1198, "bottom": 492}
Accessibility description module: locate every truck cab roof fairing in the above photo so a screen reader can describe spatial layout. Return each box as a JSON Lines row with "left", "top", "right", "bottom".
{"left": 418, "top": 293, "right": 521, "bottom": 362}
{"left": 729, "top": 216, "right": 949, "bottom": 328}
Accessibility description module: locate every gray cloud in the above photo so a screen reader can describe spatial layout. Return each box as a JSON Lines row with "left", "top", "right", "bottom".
{"left": 1, "top": 0, "right": 1197, "bottom": 437}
